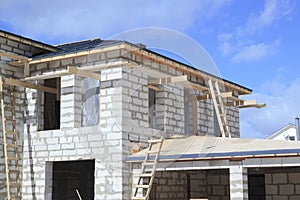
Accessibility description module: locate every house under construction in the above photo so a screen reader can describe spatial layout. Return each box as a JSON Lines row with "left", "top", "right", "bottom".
{"left": 1, "top": 30, "right": 300, "bottom": 200}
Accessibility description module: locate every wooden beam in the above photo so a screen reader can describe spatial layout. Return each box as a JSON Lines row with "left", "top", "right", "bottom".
{"left": 23, "top": 70, "right": 70, "bottom": 81}
{"left": 197, "top": 94, "right": 210, "bottom": 100}
{"left": 186, "top": 82, "right": 209, "bottom": 92}
{"left": 67, "top": 66, "right": 101, "bottom": 80}
{"left": 24, "top": 66, "right": 101, "bottom": 81}
{"left": 238, "top": 100, "right": 266, "bottom": 109}
{"left": 148, "top": 84, "right": 161, "bottom": 91}
{"left": 0, "top": 50, "right": 28, "bottom": 61}
{"left": 8, "top": 61, "right": 26, "bottom": 67}
{"left": 197, "top": 92, "right": 241, "bottom": 101}
{"left": 192, "top": 100, "right": 198, "bottom": 135}
{"left": 3, "top": 78, "right": 57, "bottom": 94}
{"left": 148, "top": 75, "right": 188, "bottom": 85}
{"left": 24, "top": 62, "right": 29, "bottom": 77}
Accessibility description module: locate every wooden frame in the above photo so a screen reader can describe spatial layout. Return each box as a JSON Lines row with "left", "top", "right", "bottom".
{"left": 124, "top": 44, "right": 252, "bottom": 95}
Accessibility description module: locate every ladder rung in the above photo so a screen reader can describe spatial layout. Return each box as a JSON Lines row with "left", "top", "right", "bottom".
{"left": 3, "top": 104, "right": 14, "bottom": 109}
{"left": 131, "top": 197, "right": 146, "bottom": 200}
{"left": 5, "top": 130, "right": 17, "bottom": 135}
{"left": 7, "top": 157, "right": 18, "bottom": 161}
{"left": 6, "top": 143, "right": 18, "bottom": 148}
{"left": 148, "top": 139, "right": 162, "bottom": 143}
{"left": 142, "top": 162, "right": 156, "bottom": 166}
{"left": 138, "top": 173, "right": 153, "bottom": 177}
{"left": 9, "top": 170, "right": 19, "bottom": 174}
{"left": 145, "top": 150, "right": 159, "bottom": 154}
{"left": 9, "top": 182, "right": 21, "bottom": 187}
{"left": 10, "top": 196, "right": 22, "bottom": 200}
{"left": 4, "top": 118, "right": 16, "bottom": 122}
{"left": 134, "top": 184, "right": 150, "bottom": 189}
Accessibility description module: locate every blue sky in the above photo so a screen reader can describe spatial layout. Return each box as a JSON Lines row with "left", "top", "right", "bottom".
{"left": 0, "top": 0, "right": 299, "bottom": 138}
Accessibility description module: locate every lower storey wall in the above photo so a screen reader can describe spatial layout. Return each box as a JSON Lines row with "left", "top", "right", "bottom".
{"left": 265, "top": 172, "right": 300, "bottom": 200}
{"left": 150, "top": 169, "right": 229, "bottom": 200}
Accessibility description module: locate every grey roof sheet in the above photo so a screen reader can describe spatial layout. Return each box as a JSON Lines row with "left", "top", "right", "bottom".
{"left": 127, "top": 135, "right": 300, "bottom": 162}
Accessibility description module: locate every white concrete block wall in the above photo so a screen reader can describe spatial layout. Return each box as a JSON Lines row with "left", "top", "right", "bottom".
{"left": 0, "top": 36, "right": 32, "bottom": 199}
{"left": 60, "top": 75, "right": 82, "bottom": 129}
{"left": 229, "top": 162, "right": 248, "bottom": 200}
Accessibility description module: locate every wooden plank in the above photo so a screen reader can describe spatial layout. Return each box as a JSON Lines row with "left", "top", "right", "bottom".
{"left": 3, "top": 78, "right": 57, "bottom": 94}
{"left": 67, "top": 66, "right": 101, "bottom": 80}
{"left": 148, "top": 75, "right": 187, "bottom": 85}
{"left": 24, "top": 62, "right": 30, "bottom": 77}
{"left": 192, "top": 100, "right": 198, "bottom": 135}
{"left": 23, "top": 70, "right": 70, "bottom": 81}
{"left": 239, "top": 100, "right": 266, "bottom": 109}
{"left": 147, "top": 84, "right": 161, "bottom": 91}
{"left": 0, "top": 50, "right": 28, "bottom": 61}
{"left": 187, "top": 82, "right": 209, "bottom": 92}
{"left": 8, "top": 61, "right": 25, "bottom": 67}
{"left": 197, "top": 92, "right": 241, "bottom": 101}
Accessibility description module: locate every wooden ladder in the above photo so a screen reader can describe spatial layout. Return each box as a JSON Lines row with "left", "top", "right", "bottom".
{"left": 131, "top": 137, "right": 164, "bottom": 200}
{"left": 0, "top": 78, "right": 21, "bottom": 200}
{"left": 208, "top": 79, "right": 231, "bottom": 138}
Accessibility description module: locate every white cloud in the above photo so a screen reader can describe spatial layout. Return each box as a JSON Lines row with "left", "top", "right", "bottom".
{"left": 218, "top": 0, "right": 293, "bottom": 62}
{"left": 231, "top": 39, "right": 280, "bottom": 63}
{"left": 240, "top": 78, "right": 300, "bottom": 138}
{"left": 0, "top": 0, "right": 230, "bottom": 44}
{"left": 246, "top": 0, "right": 293, "bottom": 34}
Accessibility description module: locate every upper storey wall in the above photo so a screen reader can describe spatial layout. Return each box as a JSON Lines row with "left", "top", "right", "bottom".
{"left": 26, "top": 47, "right": 240, "bottom": 138}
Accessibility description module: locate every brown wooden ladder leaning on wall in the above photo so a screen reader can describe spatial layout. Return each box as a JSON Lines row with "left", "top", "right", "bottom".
{"left": 208, "top": 79, "right": 232, "bottom": 138}
{"left": 131, "top": 137, "right": 164, "bottom": 200}
{"left": 0, "top": 77, "right": 21, "bottom": 200}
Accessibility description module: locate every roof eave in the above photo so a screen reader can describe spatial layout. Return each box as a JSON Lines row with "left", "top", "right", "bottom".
{"left": 0, "top": 30, "right": 58, "bottom": 52}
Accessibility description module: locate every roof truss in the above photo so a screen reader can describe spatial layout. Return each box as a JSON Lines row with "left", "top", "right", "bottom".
{"left": 148, "top": 75, "right": 265, "bottom": 109}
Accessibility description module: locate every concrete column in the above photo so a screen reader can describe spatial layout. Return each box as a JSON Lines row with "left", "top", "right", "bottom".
{"left": 229, "top": 161, "right": 248, "bottom": 200}
{"left": 60, "top": 75, "right": 82, "bottom": 129}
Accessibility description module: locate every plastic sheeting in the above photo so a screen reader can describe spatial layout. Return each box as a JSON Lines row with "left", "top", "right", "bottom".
{"left": 82, "top": 78, "right": 99, "bottom": 127}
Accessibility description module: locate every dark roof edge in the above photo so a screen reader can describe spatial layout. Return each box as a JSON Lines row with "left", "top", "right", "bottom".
{"left": 0, "top": 29, "right": 58, "bottom": 52}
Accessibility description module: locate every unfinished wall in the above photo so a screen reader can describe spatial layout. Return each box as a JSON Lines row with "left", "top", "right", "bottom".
{"left": 0, "top": 35, "right": 41, "bottom": 199}
{"left": 149, "top": 170, "right": 229, "bottom": 200}
{"left": 151, "top": 171, "right": 188, "bottom": 199}
{"left": 265, "top": 172, "right": 300, "bottom": 200}
{"left": 1, "top": 37, "right": 242, "bottom": 199}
